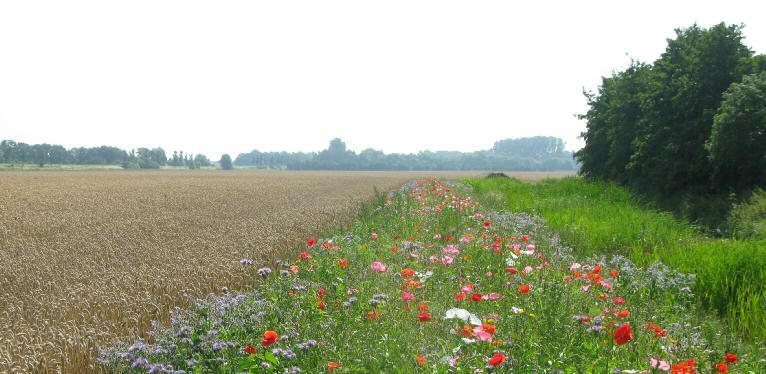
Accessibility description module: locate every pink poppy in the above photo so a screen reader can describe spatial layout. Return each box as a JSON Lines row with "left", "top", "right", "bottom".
{"left": 370, "top": 261, "right": 388, "bottom": 272}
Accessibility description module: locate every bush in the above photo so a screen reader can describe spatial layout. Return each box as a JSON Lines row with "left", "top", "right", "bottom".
{"left": 727, "top": 189, "right": 766, "bottom": 240}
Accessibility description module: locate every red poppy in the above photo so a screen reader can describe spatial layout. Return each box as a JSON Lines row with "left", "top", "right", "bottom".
{"left": 716, "top": 362, "right": 728, "bottom": 373}
{"left": 418, "top": 312, "right": 431, "bottom": 321}
{"left": 416, "top": 355, "right": 426, "bottom": 366}
{"left": 307, "top": 239, "right": 316, "bottom": 247}
{"left": 299, "top": 251, "right": 311, "bottom": 260}
{"left": 614, "top": 324, "right": 633, "bottom": 345}
{"left": 367, "top": 310, "right": 380, "bottom": 320}
{"left": 724, "top": 353, "right": 737, "bottom": 363}
{"left": 488, "top": 353, "right": 506, "bottom": 367}
{"left": 506, "top": 267, "right": 518, "bottom": 275}
{"left": 593, "top": 265, "right": 603, "bottom": 274}
{"left": 261, "top": 330, "right": 279, "bottom": 346}
{"left": 483, "top": 221, "right": 492, "bottom": 229}
{"left": 317, "top": 301, "right": 326, "bottom": 310}
{"left": 327, "top": 362, "right": 342, "bottom": 370}
{"left": 618, "top": 309, "right": 630, "bottom": 318}
{"left": 455, "top": 292, "right": 466, "bottom": 302}
{"left": 391, "top": 245, "right": 399, "bottom": 252}
{"left": 670, "top": 359, "right": 696, "bottom": 374}
{"left": 470, "top": 293, "right": 483, "bottom": 302}
{"left": 338, "top": 259, "right": 349, "bottom": 267}
{"left": 400, "top": 268, "right": 415, "bottom": 277}
{"left": 459, "top": 325, "right": 473, "bottom": 337}
{"left": 481, "top": 324, "right": 496, "bottom": 334}
{"left": 610, "top": 270, "right": 619, "bottom": 277}
{"left": 418, "top": 303, "right": 428, "bottom": 311}
{"left": 614, "top": 297, "right": 625, "bottom": 304}
{"left": 243, "top": 343, "right": 257, "bottom": 355}
{"left": 518, "top": 284, "right": 531, "bottom": 294}
{"left": 519, "top": 235, "right": 528, "bottom": 242}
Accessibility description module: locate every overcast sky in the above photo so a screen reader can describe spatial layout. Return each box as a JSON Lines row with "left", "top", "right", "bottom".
{"left": 1, "top": 1, "right": 764, "bottom": 159}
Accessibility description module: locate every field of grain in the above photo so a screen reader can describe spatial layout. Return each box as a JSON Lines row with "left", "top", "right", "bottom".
{"left": 0, "top": 171, "right": 410, "bottom": 372}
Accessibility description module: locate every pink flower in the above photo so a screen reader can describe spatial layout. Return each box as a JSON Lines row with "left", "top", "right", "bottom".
{"left": 442, "top": 245, "right": 460, "bottom": 256}
{"left": 401, "top": 292, "right": 415, "bottom": 302}
{"left": 441, "top": 256, "right": 454, "bottom": 266}
{"left": 409, "top": 253, "right": 419, "bottom": 260}
{"left": 486, "top": 271, "right": 493, "bottom": 277}
{"left": 482, "top": 292, "right": 501, "bottom": 300}
{"left": 370, "top": 232, "right": 378, "bottom": 240}
{"left": 526, "top": 244, "right": 536, "bottom": 251}
{"left": 614, "top": 297, "right": 625, "bottom": 304}
{"left": 331, "top": 246, "right": 340, "bottom": 252}
{"left": 570, "top": 263, "right": 582, "bottom": 271}
{"left": 428, "top": 255, "right": 439, "bottom": 264}
{"left": 580, "top": 285, "right": 591, "bottom": 293}
{"left": 461, "top": 284, "right": 474, "bottom": 293}
{"left": 523, "top": 266, "right": 534, "bottom": 274}
{"left": 370, "top": 261, "right": 388, "bottom": 272}
{"left": 459, "top": 236, "right": 471, "bottom": 244}
{"left": 472, "top": 326, "right": 493, "bottom": 342}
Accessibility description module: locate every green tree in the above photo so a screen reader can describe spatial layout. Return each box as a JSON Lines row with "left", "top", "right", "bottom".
{"left": 707, "top": 71, "right": 766, "bottom": 191}
{"left": 220, "top": 154, "right": 233, "bottom": 170}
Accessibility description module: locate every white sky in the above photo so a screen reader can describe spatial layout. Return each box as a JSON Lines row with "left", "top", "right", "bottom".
{"left": 1, "top": 1, "right": 764, "bottom": 160}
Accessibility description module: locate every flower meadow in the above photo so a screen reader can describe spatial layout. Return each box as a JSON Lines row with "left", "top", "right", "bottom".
{"left": 99, "top": 179, "right": 763, "bottom": 373}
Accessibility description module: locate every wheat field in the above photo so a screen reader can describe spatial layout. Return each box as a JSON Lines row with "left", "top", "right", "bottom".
{"left": 0, "top": 170, "right": 567, "bottom": 372}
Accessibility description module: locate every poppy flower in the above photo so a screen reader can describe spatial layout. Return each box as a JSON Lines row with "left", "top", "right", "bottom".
{"left": 610, "top": 270, "right": 619, "bottom": 277}
{"left": 618, "top": 309, "right": 630, "bottom": 318}
{"left": 455, "top": 292, "right": 466, "bottom": 302}
{"left": 418, "top": 312, "right": 431, "bottom": 321}
{"left": 306, "top": 239, "right": 316, "bottom": 247}
{"left": 327, "top": 362, "right": 342, "bottom": 370}
{"left": 418, "top": 303, "right": 428, "bottom": 311}
{"left": 459, "top": 325, "right": 474, "bottom": 337}
{"left": 483, "top": 221, "right": 492, "bottom": 229}
{"left": 716, "top": 362, "right": 728, "bottom": 373}
{"left": 370, "top": 261, "right": 388, "bottom": 272}
{"left": 671, "top": 359, "right": 696, "bottom": 374}
{"left": 724, "top": 353, "right": 737, "bottom": 363}
{"left": 243, "top": 343, "right": 257, "bottom": 355}
{"left": 391, "top": 245, "right": 399, "bottom": 252}
{"left": 367, "top": 310, "right": 380, "bottom": 320}
{"left": 261, "top": 330, "right": 279, "bottom": 347}
{"left": 506, "top": 267, "right": 518, "bottom": 275}
{"left": 614, "top": 324, "right": 633, "bottom": 345}
{"left": 470, "top": 293, "right": 483, "bottom": 302}
{"left": 416, "top": 355, "right": 426, "bottom": 366}
{"left": 481, "top": 324, "right": 496, "bottom": 334}
{"left": 338, "top": 259, "right": 349, "bottom": 267}
{"left": 614, "top": 297, "right": 625, "bottom": 305}
{"left": 518, "top": 284, "right": 531, "bottom": 294}
{"left": 400, "top": 268, "right": 415, "bottom": 277}
{"left": 488, "top": 353, "right": 506, "bottom": 367}
{"left": 299, "top": 251, "right": 311, "bottom": 260}
{"left": 401, "top": 292, "right": 415, "bottom": 302}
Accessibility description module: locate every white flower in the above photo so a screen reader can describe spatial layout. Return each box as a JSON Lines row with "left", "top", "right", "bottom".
{"left": 506, "top": 258, "right": 516, "bottom": 267}
{"left": 444, "top": 308, "right": 481, "bottom": 325}
{"left": 511, "top": 306, "right": 524, "bottom": 314}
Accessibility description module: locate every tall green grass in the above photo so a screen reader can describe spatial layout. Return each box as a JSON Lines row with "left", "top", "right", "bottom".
{"left": 468, "top": 177, "right": 766, "bottom": 341}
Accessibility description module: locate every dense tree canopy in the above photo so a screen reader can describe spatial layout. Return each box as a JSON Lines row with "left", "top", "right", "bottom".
{"left": 576, "top": 23, "right": 766, "bottom": 197}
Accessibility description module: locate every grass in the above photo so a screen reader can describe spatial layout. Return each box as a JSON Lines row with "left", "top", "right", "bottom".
{"left": 467, "top": 176, "right": 766, "bottom": 342}
{"left": 99, "top": 178, "right": 762, "bottom": 372}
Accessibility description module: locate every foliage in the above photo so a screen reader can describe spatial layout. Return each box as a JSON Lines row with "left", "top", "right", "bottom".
{"left": 99, "top": 179, "right": 761, "bottom": 373}
{"left": 219, "top": 154, "right": 233, "bottom": 170}
{"left": 234, "top": 136, "right": 578, "bottom": 171}
{"left": 576, "top": 23, "right": 765, "bottom": 220}
{"left": 726, "top": 188, "right": 766, "bottom": 240}
{"left": 708, "top": 71, "right": 766, "bottom": 191}
{"left": 468, "top": 177, "right": 766, "bottom": 340}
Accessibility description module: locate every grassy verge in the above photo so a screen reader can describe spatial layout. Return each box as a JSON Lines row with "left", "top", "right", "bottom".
{"left": 468, "top": 176, "right": 766, "bottom": 342}
{"left": 99, "top": 178, "right": 762, "bottom": 372}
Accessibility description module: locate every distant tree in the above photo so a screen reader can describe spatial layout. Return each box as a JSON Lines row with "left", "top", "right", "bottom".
{"left": 194, "top": 154, "right": 212, "bottom": 167}
{"left": 220, "top": 154, "right": 233, "bottom": 170}
{"left": 707, "top": 71, "right": 766, "bottom": 191}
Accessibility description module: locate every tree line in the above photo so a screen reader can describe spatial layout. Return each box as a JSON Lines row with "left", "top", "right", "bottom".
{"left": 575, "top": 23, "right": 766, "bottom": 225}
{"left": 234, "top": 136, "right": 578, "bottom": 171}
{"left": 0, "top": 140, "right": 211, "bottom": 169}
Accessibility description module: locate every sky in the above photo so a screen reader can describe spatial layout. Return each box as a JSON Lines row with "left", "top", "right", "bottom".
{"left": 1, "top": 1, "right": 764, "bottom": 160}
